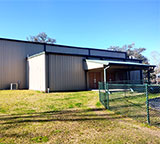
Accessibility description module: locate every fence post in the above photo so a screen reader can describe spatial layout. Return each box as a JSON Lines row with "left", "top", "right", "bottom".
{"left": 106, "top": 82, "right": 109, "bottom": 109}
{"left": 98, "top": 82, "right": 101, "bottom": 102}
{"left": 145, "top": 83, "right": 150, "bottom": 125}
{"left": 103, "top": 82, "right": 107, "bottom": 109}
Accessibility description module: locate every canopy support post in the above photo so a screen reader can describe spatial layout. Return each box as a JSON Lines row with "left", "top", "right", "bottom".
{"left": 147, "top": 70, "right": 151, "bottom": 84}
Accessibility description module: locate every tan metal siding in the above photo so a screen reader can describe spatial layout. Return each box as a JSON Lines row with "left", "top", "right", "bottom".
{"left": 0, "top": 40, "right": 44, "bottom": 89}
{"left": 28, "top": 53, "right": 46, "bottom": 91}
{"left": 46, "top": 45, "right": 89, "bottom": 55}
{"left": 49, "top": 54, "right": 86, "bottom": 91}
{"left": 90, "top": 50, "right": 126, "bottom": 58}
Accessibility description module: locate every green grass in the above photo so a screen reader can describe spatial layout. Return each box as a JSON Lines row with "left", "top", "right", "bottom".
{"left": 31, "top": 136, "right": 49, "bottom": 143}
{"left": 96, "top": 101, "right": 101, "bottom": 107}
{"left": 0, "top": 90, "right": 160, "bottom": 144}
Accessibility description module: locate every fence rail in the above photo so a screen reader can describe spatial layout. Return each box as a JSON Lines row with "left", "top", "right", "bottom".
{"left": 99, "top": 82, "right": 160, "bottom": 126}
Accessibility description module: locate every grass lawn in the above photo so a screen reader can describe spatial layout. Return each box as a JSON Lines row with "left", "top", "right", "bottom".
{"left": 0, "top": 90, "right": 160, "bottom": 144}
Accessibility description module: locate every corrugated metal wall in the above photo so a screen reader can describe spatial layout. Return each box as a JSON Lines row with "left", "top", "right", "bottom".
{"left": 0, "top": 40, "right": 44, "bottom": 89}
{"left": 0, "top": 39, "right": 141, "bottom": 91}
{"left": 28, "top": 53, "right": 46, "bottom": 91}
{"left": 48, "top": 54, "right": 86, "bottom": 91}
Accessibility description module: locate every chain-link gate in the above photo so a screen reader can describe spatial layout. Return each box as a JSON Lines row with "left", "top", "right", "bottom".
{"left": 99, "top": 82, "right": 160, "bottom": 126}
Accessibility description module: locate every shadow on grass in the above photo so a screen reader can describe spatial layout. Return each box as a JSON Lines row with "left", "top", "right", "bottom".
{"left": 0, "top": 106, "right": 150, "bottom": 123}
{"left": 0, "top": 106, "right": 159, "bottom": 127}
{"left": 0, "top": 108, "right": 127, "bottom": 125}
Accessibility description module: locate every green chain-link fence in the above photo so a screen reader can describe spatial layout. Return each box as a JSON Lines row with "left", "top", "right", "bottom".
{"left": 99, "top": 81, "right": 160, "bottom": 126}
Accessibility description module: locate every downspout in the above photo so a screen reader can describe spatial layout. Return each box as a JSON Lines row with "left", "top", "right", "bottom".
{"left": 44, "top": 43, "right": 50, "bottom": 93}
{"left": 47, "top": 54, "right": 50, "bottom": 93}
{"left": 104, "top": 65, "right": 110, "bottom": 83}
{"left": 104, "top": 65, "right": 110, "bottom": 109}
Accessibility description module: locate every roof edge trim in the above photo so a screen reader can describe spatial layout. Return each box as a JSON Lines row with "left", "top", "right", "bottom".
{"left": 0, "top": 37, "right": 126, "bottom": 54}
{"left": 27, "top": 51, "right": 45, "bottom": 59}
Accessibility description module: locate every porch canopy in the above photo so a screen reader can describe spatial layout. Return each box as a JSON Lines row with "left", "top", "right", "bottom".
{"left": 84, "top": 59, "right": 156, "bottom": 83}
{"left": 84, "top": 59, "right": 155, "bottom": 70}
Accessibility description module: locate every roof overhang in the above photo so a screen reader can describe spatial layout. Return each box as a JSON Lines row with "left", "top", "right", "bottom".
{"left": 84, "top": 59, "right": 156, "bottom": 71}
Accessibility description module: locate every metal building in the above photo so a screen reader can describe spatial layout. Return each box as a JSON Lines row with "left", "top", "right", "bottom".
{"left": 0, "top": 38, "right": 155, "bottom": 92}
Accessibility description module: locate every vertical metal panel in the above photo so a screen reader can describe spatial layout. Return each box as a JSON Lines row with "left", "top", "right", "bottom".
{"left": 0, "top": 40, "right": 44, "bottom": 89}
{"left": 28, "top": 53, "right": 46, "bottom": 91}
{"left": 49, "top": 54, "right": 86, "bottom": 91}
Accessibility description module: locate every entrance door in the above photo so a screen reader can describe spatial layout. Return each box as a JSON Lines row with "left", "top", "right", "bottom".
{"left": 89, "top": 72, "right": 101, "bottom": 89}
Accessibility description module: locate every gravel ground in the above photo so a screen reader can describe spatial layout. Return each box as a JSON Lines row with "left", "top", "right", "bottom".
{"left": 149, "top": 97, "right": 160, "bottom": 111}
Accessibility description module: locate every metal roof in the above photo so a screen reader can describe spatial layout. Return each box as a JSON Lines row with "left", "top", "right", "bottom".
{"left": 86, "top": 59, "right": 156, "bottom": 68}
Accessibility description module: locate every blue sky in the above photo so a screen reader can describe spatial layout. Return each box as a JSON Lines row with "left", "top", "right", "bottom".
{"left": 0, "top": 0, "right": 159, "bottom": 63}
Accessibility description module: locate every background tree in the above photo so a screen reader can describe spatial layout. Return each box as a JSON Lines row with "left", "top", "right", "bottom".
{"left": 27, "top": 32, "right": 56, "bottom": 44}
{"left": 151, "top": 51, "right": 160, "bottom": 74}
{"left": 108, "top": 43, "right": 151, "bottom": 82}
{"left": 108, "top": 43, "right": 148, "bottom": 64}
{"left": 150, "top": 51, "right": 160, "bottom": 83}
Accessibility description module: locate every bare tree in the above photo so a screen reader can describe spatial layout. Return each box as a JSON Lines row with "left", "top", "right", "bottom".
{"left": 27, "top": 32, "right": 56, "bottom": 44}
{"left": 108, "top": 43, "right": 148, "bottom": 64}
{"left": 108, "top": 43, "right": 151, "bottom": 82}
{"left": 151, "top": 51, "right": 160, "bottom": 74}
